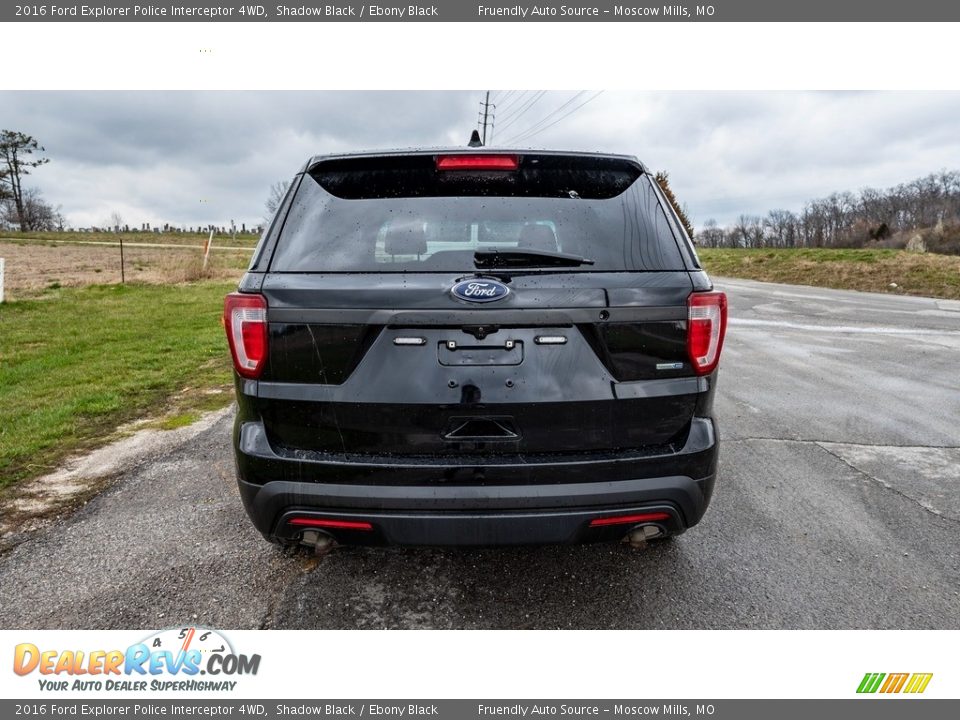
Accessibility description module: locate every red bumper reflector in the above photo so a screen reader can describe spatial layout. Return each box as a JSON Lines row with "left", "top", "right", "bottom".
{"left": 289, "top": 517, "right": 373, "bottom": 531}
{"left": 589, "top": 511, "right": 671, "bottom": 528}
{"left": 436, "top": 154, "right": 519, "bottom": 171}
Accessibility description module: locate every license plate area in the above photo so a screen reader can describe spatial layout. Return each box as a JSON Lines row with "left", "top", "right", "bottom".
{"left": 438, "top": 340, "right": 523, "bottom": 366}
{"left": 443, "top": 416, "right": 520, "bottom": 440}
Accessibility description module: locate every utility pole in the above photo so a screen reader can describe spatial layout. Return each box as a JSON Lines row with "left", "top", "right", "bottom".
{"left": 478, "top": 91, "right": 496, "bottom": 145}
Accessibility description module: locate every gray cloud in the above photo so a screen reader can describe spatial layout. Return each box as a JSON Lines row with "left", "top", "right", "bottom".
{"left": 2, "top": 91, "right": 958, "bottom": 229}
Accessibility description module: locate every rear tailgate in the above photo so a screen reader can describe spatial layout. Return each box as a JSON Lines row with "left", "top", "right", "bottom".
{"left": 255, "top": 270, "right": 698, "bottom": 456}
{"left": 246, "top": 150, "right": 704, "bottom": 460}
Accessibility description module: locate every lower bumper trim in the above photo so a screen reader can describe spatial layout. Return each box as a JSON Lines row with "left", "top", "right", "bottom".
{"left": 238, "top": 473, "right": 715, "bottom": 546}
{"left": 273, "top": 504, "right": 685, "bottom": 547}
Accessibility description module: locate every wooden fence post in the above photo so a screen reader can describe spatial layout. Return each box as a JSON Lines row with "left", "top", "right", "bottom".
{"left": 203, "top": 229, "right": 214, "bottom": 271}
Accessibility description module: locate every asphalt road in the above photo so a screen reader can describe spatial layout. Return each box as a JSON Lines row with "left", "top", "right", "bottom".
{"left": 1, "top": 278, "right": 958, "bottom": 629}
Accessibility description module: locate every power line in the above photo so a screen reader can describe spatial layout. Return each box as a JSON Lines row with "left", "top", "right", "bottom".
{"left": 495, "top": 91, "right": 543, "bottom": 124}
{"left": 494, "top": 91, "right": 548, "bottom": 134}
{"left": 504, "top": 91, "right": 604, "bottom": 145}
{"left": 506, "top": 90, "right": 603, "bottom": 144}
{"left": 499, "top": 91, "right": 588, "bottom": 145}
{"left": 495, "top": 90, "right": 525, "bottom": 115}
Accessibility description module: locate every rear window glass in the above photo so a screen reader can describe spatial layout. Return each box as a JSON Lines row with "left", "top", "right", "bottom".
{"left": 269, "top": 155, "right": 685, "bottom": 273}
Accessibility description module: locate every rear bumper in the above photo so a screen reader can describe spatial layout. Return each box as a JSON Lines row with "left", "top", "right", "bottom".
{"left": 242, "top": 477, "right": 713, "bottom": 546}
{"left": 235, "top": 416, "right": 718, "bottom": 546}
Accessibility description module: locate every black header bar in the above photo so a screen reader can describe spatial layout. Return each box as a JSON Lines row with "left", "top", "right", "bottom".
{"left": 5, "top": 1, "right": 960, "bottom": 22}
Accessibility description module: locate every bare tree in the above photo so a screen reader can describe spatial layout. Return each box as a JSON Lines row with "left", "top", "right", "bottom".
{"left": 265, "top": 180, "right": 291, "bottom": 222}
{"left": 0, "top": 130, "right": 50, "bottom": 232}
{"left": 1, "top": 188, "right": 58, "bottom": 231}
{"left": 764, "top": 209, "right": 797, "bottom": 248}
{"left": 697, "top": 219, "right": 726, "bottom": 248}
{"left": 732, "top": 215, "right": 763, "bottom": 248}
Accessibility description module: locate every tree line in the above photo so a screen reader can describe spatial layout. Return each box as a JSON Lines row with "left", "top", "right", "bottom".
{"left": 263, "top": 165, "right": 960, "bottom": 255}
{"left": 696, "top": 169, "right": 960, "bottom": 254}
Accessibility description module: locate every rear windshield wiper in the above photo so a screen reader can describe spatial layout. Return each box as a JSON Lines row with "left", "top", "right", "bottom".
{"left": 473, "top": 248, "right": 595, "bottom": 269}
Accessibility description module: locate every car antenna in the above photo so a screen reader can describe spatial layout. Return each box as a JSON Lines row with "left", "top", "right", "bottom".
{"left": 468, "top": 130, "right": 483, "bottom": 147}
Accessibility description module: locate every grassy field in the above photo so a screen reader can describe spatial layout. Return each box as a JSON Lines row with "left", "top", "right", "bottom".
{"left": 698, "top": 248, "right": 960, "bottom": 300}
{"left": 0, "top": 281, "right": 236, "bottom": 490}
{"left": 0, "top": 230, "right": 261, "bottom": 248}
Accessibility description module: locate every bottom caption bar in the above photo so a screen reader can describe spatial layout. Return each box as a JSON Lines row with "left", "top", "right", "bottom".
{"left": 3, "top": 701, "right": 957, "bottom": 719}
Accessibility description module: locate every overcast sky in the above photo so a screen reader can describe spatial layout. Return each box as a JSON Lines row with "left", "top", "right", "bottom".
{"left": 2, "top": 91, "right": 959, "bottom": 230}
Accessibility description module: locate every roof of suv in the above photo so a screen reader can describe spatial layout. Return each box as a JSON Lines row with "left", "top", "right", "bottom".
{"left": 301, "top": 147, "right": 649, "bottom": 173}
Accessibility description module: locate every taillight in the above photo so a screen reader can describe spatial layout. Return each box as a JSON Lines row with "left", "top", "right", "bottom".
{"left": 687, "top": 291, "right": 727, "bottom": 375}
{"left": 436, "top": 154, "right": 519, "bottom": 171}
{"left": 224, "top": 292, "right": 268, "bottom": 379}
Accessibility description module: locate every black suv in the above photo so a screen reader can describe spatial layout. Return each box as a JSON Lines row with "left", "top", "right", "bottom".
{"left": 225, "top": 148, "right": 726, "bottom": 548}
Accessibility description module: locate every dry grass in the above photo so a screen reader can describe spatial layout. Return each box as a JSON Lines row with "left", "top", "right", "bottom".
{"left": 0, "top": 239, "right": 249, "bottom": 299}
{"left": 698, "top": 248, "right": 960, "bottom": 300}
{"left": 161, "top": 252, "right": 229, "bottom": 283}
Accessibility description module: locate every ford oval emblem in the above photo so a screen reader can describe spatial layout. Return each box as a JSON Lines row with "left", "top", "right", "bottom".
{"left": 451, "top": 279, "right": 511, "bottom": 304}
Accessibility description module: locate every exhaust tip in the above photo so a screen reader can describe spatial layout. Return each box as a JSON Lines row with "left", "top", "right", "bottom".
{"left": 623, "top": 523, "right": 666, "bottom": 548}
{"left": 300, "top": 529, "right": 337, "bottom": 556}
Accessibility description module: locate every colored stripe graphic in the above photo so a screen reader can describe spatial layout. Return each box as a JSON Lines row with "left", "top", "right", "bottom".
{"left": 880, "top": 673, "right": 909, "bottom": 693}
{"left": 857, "top": 672, "right": 932, "bottom": 694}
{"left": 857, "top": 673, "right": 885, "bottom": 693}
{"left": 904, "top": 673, "right": 934, "bottom": 694}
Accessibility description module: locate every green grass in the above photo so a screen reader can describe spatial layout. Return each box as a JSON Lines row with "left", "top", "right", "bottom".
{"left": 698, "top": 248, "right": 960, "bottom": 300}
{"left": 155, "top": 412, "right": 202, "bottom": 431}
{"left": 0, "top": 281, "right": 237, "bottom": 490}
